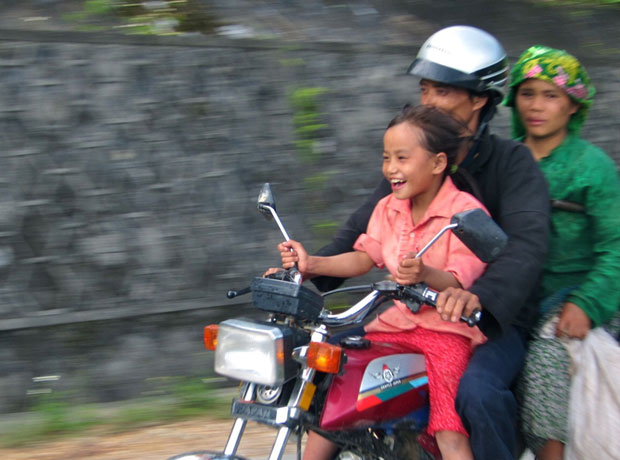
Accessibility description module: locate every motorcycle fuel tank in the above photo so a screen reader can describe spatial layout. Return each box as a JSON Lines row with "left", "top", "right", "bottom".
{"left": 320, "top": 341, "right": 429, "bottom": 430}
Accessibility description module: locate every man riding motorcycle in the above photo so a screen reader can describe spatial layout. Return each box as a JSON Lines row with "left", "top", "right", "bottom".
{"left": 311, "top": 25, "right": 550, "bottom": 460}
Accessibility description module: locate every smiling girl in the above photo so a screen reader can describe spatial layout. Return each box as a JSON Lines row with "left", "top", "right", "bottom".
{"left": 279, "top": 104, "right": 489, "bottom": 460}
{"left": 505, "top": 46, "right": 620, "bottom": 460}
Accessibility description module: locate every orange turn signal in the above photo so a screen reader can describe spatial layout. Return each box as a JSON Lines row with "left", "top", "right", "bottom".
{"left": 307, "top": 342, "right": 343, "bottom": 374}
{"left": 203, "top": 325, "right": 219, "bottom": 350}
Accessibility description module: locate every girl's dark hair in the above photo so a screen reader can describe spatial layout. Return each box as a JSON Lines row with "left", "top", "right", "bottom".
{"left": 387, "top": 104, "right": 466, "bottom": 173}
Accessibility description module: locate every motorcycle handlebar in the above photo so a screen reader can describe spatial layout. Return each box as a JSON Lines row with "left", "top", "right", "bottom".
{"left": 226, "top": 286, "right": 251, "bottom": 299}
{"left": 227, "top": 278, "right": 480, "bottom": 327}
{"left": 402, "top": 283, "right": 482, "bottom": 327}
{"left": 399, "top": 284, "right": 481, "bottom": 327}
{"left": 322, "top": 281, "right": 480, "bottom": 328}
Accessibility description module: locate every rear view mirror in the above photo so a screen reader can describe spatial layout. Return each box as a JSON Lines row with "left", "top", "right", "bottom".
{"left": 257, "top": 183, "right": 276, "bottom": 221}
{"left": 450, "top": 209, "right": 507, "bottom": 263}
{"left": 256, "top": 182, "right": 292, "bottom": 242}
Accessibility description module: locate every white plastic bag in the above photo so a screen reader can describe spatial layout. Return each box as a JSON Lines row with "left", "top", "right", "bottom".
{"left": 565, "top": 328, "right": 620, "bottom": 460}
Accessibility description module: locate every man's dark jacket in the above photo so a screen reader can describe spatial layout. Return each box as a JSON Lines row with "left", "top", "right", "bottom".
{"left": 313, "top": 129, "right": 550, "bottom": 339}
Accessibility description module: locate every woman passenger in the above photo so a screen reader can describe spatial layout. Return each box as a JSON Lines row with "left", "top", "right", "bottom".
{"left": 504, "top": 45, "right": 620, "bottom": 460}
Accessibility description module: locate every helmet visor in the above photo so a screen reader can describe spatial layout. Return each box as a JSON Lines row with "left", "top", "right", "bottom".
{"left": 408, "top": 58, "right": 507, "bottom": 96}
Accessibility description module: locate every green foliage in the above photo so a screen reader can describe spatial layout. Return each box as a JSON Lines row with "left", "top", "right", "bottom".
{"left": 289, "top": 87, "right": 328, "bottom": 113}
{"left": 303, "top": 172, "right": 327, "bottom": 189}
{"left": 311, "top": 219, "right": 339, "bottom": 239}
{"left": 309, "top": 218, "right": 340, "bottom": 250}
{"left": 288, "top": 87, "right": 328, "bottom": 164}
{"left": 564, "top": 0, "right": 619, "bottom": 3}
{"left": 0, "top": 393, "right": 100, "bottom": 447}
{"left": 168, "top": 377, "right": 225, "bottom": 417}
{"left": 33, "top": 394, "right": 99, "bottom": 434}
{"left": 531, "top": 0, "right": 620, "bottom": 7}
{"left": 66, "top": 0, "right": 220, "bottom": 35}
{"left": 279, "top": 58, "right": 306, "bottom": 67}
{"left": 0, "top": 377, "right": 228, "bottom": 448}
{"left": 84, "top": 0, "right": 115, "bottom": 15}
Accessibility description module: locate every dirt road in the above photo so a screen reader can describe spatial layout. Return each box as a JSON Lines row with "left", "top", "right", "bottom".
{"left": 1, "top": 415, "right": 303, "bottom": 460}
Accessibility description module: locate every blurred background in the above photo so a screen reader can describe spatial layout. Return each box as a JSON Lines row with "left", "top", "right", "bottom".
{"left": 0, "top": 0, "right": 619, "bottom": 443}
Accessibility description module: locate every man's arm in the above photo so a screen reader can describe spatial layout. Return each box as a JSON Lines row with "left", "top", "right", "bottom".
{"left": 470, "top": 143, "right": 550, "bottom": 337}
{"left": 311, "top": 179, "right": 391, "bottom": 292}
{"left": 437, "top": 142, "right": 550, "bottom": 338}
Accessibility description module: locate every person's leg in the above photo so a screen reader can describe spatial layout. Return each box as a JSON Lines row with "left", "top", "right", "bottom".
{"left": 301, "top": 431, "right": 339, "bottom": 460}
{"left": 518, "top": 336, "right": 570, "bottom": 460}
{"left": 455, "top": 325, "right": 528, "bottom": 460}
{"left": 419, "top": 330, "right": 472, "bottom": 460}
{"left": 435, "top": 431, "right": 473, "bottom": 460}
{"left": 300, "top": 326, "right": 366, "bottom": 460}
{"left": 536, "top": 439, "right": 564, "bottom": 460}
{"left": 367, "top": 329, "right": 473, "bottom": 459}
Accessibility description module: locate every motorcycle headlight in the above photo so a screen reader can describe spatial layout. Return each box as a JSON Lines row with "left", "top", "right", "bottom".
{"left": 214, "top": 319, "right": 296, "bottom": 386}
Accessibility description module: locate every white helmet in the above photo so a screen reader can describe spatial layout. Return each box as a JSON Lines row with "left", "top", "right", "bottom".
{"left": 407, "top": 25, "right": 508, "bottom": 100}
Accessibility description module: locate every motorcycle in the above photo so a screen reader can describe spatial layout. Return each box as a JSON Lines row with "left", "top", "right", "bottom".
{"left": 168, "top": 183, "right": 507, "bottom": 460}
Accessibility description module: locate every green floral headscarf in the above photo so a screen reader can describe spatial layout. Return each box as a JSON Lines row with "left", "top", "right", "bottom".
{"left": 504, "top": 45, "right": 595, "bottom": 139}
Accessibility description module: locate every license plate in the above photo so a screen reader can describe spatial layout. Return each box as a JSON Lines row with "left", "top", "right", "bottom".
{"left": 231, "top": 399, "right": 285, "bottom": 424}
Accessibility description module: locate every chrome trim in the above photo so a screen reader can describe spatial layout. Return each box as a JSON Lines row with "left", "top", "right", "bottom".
{"left": 321, "top": 290, "right": 382, "bottom": 326}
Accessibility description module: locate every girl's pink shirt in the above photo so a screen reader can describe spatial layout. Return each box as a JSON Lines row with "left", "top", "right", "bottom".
{"left": 354, "top": 177, "right": 488, "bottom": 347}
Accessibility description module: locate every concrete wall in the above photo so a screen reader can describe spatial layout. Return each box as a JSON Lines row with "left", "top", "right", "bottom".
{"left": 0, "top": 29, "right": 618, "bottom": 412}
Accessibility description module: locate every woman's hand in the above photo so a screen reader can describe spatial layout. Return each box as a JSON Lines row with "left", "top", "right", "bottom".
{"left": 278, "top": 240, "right": 309, "bottom": 274}
{"left": 556, "top": 302, "right": 591, "bottom": 339}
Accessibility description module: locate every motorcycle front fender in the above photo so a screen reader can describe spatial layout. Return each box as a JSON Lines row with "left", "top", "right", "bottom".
{"left": 167, "top": 451, "right": 249, "bottom": 460}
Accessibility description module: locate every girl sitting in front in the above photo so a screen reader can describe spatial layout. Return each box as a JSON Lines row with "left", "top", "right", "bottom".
{"left": 279, "top": 104, "right": 489, "bottom": 460}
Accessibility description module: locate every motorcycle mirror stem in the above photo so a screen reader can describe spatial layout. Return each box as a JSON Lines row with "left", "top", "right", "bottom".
{"left": 415, "top": 209, "right": 507, "bottom": 263}
{"left": 415, "top": 223, "right": 458, "bottom": 258}
{"left": 257, "top": 183, "right": 302, "bottom": 284}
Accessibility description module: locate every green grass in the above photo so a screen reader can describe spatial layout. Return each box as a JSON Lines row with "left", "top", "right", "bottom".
{"left": 532, "top": 0, "right": 620, "bottom": 7}
{"left": 0, "top": 377, "right": 231, "bottom": 448}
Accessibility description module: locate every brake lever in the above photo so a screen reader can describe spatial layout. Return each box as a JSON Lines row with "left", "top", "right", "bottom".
{"left": 403, "top": 299, "right": 422, "bottom": 313}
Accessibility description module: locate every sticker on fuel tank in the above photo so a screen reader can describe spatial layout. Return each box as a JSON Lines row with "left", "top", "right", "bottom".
{"left": 356, "top": 353, "right": 428, "bottom": 411}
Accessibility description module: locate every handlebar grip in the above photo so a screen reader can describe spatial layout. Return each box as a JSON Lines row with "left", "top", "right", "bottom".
{"left": 416, "top": 286, "right": 438, "bottom": 306}
{"left": 403, "top": 285, "right": 481, "bottom": 327}
{"left": 226, "top": 286, "right": 251, "bottom": 298}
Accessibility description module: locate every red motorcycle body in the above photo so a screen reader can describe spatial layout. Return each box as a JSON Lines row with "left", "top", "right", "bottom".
{"left": 320, "top": 341, "right": 429, "bottom": 430}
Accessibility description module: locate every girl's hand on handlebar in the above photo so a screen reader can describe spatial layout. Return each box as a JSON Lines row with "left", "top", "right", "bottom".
{"left": 395, "top": 252, "right": 427, "bottom": 285}
{"left": 278, "top": 240, "right": 309, "bottom": 274}
{"left": 263, "top": 267, "right": 285, "bottom": 277}
{"left": 436, "top": 287, "right": 481, "bottom": 323}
